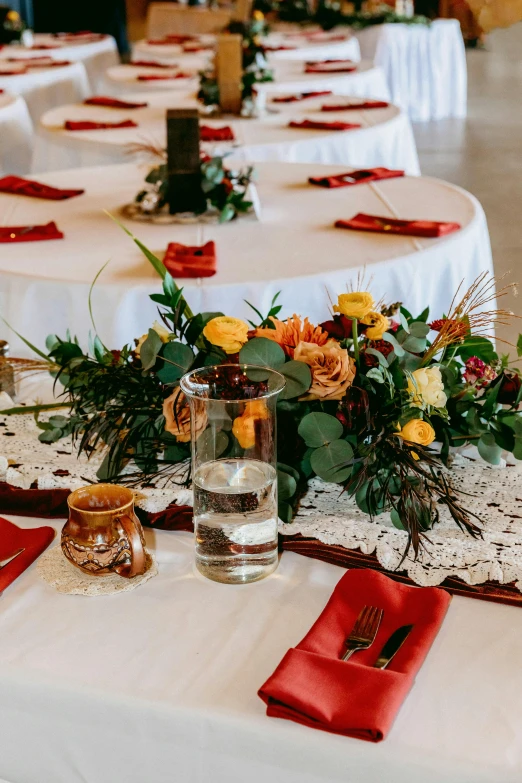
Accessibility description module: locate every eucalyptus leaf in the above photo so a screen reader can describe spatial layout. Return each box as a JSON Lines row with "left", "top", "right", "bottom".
{"left": 38, "top": 427, "right": 63, "bottom": 444}
{"left": 277, "top": 470, "right": 297, "bottom": 500}
{"left": 140, "top": 328, "right": 163, "bottom": 371}
{"left": 196, "top": 429, "right": 229, "bottom": 460}
{"left": 477, "top": 432, "right": 502, "bottom": 465}
{"left": 239, "top": 337, "right": 285, "bottom": 368}
{"left": 402, "top": 335, "right": 427, "bottom": 353}
{"left": 279, "top": 360, "right": 311, "bottom": 399}
{"left": 157, "top": 341, "right": 195, "bottom": 384}
{"left": 310, "top": 439, "right": 353, "bottom": 482}
{"left": 382, "top": 332, "right": 405, "bottom": 357}
{"left": 390, "top": 509, "right": 406, "bottom": 530}
{"left": 298, "top": 412, "right": 343, "bottom": 448}
{"left": 399, "top": 312, "right": 410, "bottom": 333}
{"left": 278, "top": 500, "right": 293, "bottom": 523}
{"left": 408, "top": 321, "right": 430, "bottom": 338}
{"left": 366, "top": 368, "right": 385, "bottom": 384}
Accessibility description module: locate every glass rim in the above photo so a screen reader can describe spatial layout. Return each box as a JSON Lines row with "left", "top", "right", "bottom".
{"left": 180, "top": 363, "right": 286, "bottom": 402}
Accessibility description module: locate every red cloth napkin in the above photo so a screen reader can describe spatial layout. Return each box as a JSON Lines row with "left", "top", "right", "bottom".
{"left": 163, "top": 241, "right": 216, "bottom": 278}
{"left": 272, "top": 90, "right": 332, "bottom": 103}
{"left": 64, "top": 119, "right": 137, "bottom": 130}
{"left": 166, "top": 34, "right": 195, "bottom": 43}
{"left": 263, "top": 45, "right": 297, "bottom": 51}
{"left": 0, "top": 222, "right": 64, "bottom": 242}
{"left": 288, "top": 119, "right": 361, "bottom": 132}
{"left": 321, "top": 99, "right": 390, "bottom": 111}
{"left": 84, "top": 95, "right": 148, "bottom": 109}
{"left": 132, "top": 59, "right": 175, "bottom": 68}
{"left": 309, "top": 167, "right": 405, "bottom": 188}
{"left": 305, "top": 60, "right": 357, "bottom": 74}
{"left": 259, "top": 568, "right": 451, "bottom": 741}
{"left": 27, "top": 59, "right": 71, "bottom": 68}
{"left": 0, "top": 67, "right": 27, "bottom": 75}
{"left": 0, "top": 516, "right": 55, "bottom": 593}
{"left": 137, "top": 73, "right": 189, "bottom": 81}
{"left": 335, "top": 213, "right": 462, "bottom": 238}
{"left": 30, "top": 44, "right": 60, "bottom": 49}
{"left": 0, "top": 174, "right": 84, "bottom": 200}
{"left": 200, "top": 125, "right": 235, "bottom": 142}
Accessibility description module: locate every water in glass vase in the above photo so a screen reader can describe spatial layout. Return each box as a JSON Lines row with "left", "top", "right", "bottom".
{"left": 193, "top": 458, "right": 278, "bottom": 584}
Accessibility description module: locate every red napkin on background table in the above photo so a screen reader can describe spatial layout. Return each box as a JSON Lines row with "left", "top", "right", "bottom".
{"left": 64, "top": 119, "right": 137, "bottom": 130}
{"left": 131, "top": 59, "right": 175, "bottom": 68}
{"left": 309, "top": 167, "right": 404, "bottom": 188}
{"left": 335, "top": 213, "right": 462, "bottom": 237}
{"left": 200, "top": 124, "right": 235, "bottom": 142}
{"left": 0, "top": 68, "right": 27, "bottom": 75}
{"left": 305, "top": 60, "right": 357, "bottom": 74}
{"left": 321, "top": 99, "right": 390, "bottom": 111}
{"left": 0, "top": 221, "right": 63, "bottom": 242}
{"left": 84, "top": 95, "right": 148, "bottom": 109}
{"left": 137, "top": 73, "right": 189, "bottom": 81}
{"left": 0, "top": 174, "right": 84, "bottom": 200}
{"left": 263, "top": 45, "right": 297, "bottom": 51}
{"left": 259, "top": 568, "right": 450, "bottom": 741}
{"left": 0, "top": 516, "right": 55, "bottom": 593}
{"left": 272, "top": 90, "right": 332, "bottom": 103}
{"left": 163, "top": 241, "right": 216, "bottom": 278}
{"left": 166, "top": 34, "right": 195, "bottom": 43}
{"left": 25, "top": 59, "right": 71, "bottom": 68}
{"left": 288, "top": 119, "right": 361, "bottom": 132}
{"left": 30, "top": 43, "right": 59, "bottom": 49}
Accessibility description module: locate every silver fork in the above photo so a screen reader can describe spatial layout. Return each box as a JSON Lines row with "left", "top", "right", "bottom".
{"left": 341, "top": 605, "right": 384, "bottom": 662}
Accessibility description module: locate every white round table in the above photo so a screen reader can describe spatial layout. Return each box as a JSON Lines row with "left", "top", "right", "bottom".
{"left": 2, "top": 34, "right": 120, "bottom": 93}
{"left": 131, "top": 35, "right": 216, "bottom": 66}
{"left": 0, "top": 92, "right": 33, "bottom": 175}
{"left": 37, "top": 92, "right": 420, "bottom": 175}
{"left": 105, "top": 61, "right": 203, "bottom": 94}
{"left": 0, "top": 161, "right": 491, "bottom": 354}
{"left": 0, "top": 61, "right": 90, "bottom": 123}
{"left": 353, "top": 19, "right": 467, "bottom": 121}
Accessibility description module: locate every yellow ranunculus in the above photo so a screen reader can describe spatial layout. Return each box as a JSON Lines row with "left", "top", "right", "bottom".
{"left": 135, "top": 320, "right": 171, "bottom": 357}
{"left": 361, "top": 311, "right": 390, "bottom": 341}
{"left": 407, "top": 367, "right": 447, "bottom": 409}
{"left": 232, "top": 399, "right": 269, "bottom": 449}
{"left": 203, "top": 316, "right": 249, "bottom": 354}
{"left": 253, "top": 9, "right": 265, "bottom": 20}
{"left": 333, "top": 292, "right": 374, "bottom": 319}
{"left": 399, "top": 419, "right": 436, "bottom": 447}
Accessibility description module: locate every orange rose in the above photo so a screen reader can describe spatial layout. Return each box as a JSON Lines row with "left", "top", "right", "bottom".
{"left": 163, "top": 387, "right": 206, "bottom": 443}
{"left": 294, "top": 339, "right": 356, "bottom": 400}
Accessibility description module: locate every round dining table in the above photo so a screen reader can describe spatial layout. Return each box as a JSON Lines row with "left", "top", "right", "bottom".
{"left": 36, "top": 91, "right": 420, "bottom": 175}
{"left": 1, "top": 33, "right": 120, "bottom": 93}
{"left": 0, "top": 160, "right": 491, "bottom": 354}
{"left": 0, "top": 92, "right": 33, "bottom": 175}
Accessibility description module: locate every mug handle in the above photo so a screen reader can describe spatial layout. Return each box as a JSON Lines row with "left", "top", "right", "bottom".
{"left": 115, "top": 514, "right": 146, "bottom": 578}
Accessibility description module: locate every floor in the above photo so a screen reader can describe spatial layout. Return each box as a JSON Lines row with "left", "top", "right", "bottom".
{"left": 413, "top": 22, "right": 522, "bottom": 352}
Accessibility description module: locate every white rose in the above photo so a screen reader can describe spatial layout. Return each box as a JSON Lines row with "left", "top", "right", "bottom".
{"left": 407, "top": 367, "right": 447, "bottom": 409}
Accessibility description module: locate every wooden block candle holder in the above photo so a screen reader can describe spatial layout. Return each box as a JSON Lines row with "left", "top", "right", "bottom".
{"left": 216, "top": 34, "right": 243, "bottom": 115}
{"left": 166, "top": 109, "right": 206, "bottom": 215}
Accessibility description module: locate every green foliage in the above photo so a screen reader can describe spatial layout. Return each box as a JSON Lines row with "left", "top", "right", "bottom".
{"left": 298, "top": 412, "right": 343, "bottom": 448}
{"left": 239, "top": 337, "right": 286, "bottom": 368}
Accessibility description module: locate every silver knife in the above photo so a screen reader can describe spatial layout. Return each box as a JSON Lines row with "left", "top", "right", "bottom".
{"left": 373, "top": 624, "right": 413, "bottom": 669}
{"left": 0, "top": 548, "right": 24, "bottom": 570}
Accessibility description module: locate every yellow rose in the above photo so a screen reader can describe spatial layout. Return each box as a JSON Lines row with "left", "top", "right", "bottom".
{"left": 361, "top": 311, "right": 390, "bottom": 341}
{"left": 135, "top": 320, "right": 171, "bottom": 357}
{"left": 407, "top": 367, "right": 447, "bottom": 409}
{"left": 399, "top": 419, "right": 436, "bottom": 447}
{"left": 232, "top": 399, "right": 269, "bottom": 449}
{"left": 333, "top": 292, "right": 375, "bottom": 319}
{"left": 203, "top": 316, "right": 249, "bottom": 354}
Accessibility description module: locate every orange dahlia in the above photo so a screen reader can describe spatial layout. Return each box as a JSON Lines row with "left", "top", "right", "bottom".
{"left": 253, "top": 315, "right": 329, "bottom": 358}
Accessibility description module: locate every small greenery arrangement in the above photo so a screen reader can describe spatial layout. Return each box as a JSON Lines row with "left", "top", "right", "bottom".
{"left": 6, "top": 226, "right": 522, "bottom": 560}
{"left": 316, "top": 3, "right": 431, "bottom": 30}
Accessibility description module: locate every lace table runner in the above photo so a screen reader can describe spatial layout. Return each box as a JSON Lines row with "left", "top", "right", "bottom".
{"left": 1, "top": 404, "right": 522, "bottom": 591}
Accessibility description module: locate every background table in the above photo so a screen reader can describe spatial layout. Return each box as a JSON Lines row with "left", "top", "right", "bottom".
{"left": 0, "top": 61, "right": 90, "bottom": 124}
{"left": 105, "top": 61, "right": 203, "bottom": 94}
{"left": 3, "top": 34, "right": 120, "bottom": 93}
{"left": 255, "top": 60, "right": 390, "bottom": 101}
{"left": 37, "top": 92, "right": 420, "bottom": 175}
{"left": 146, "top": 3, "right": 232, "bottom": 37}
{"left": 353, "top": 19, "right": 467, "bottom": 121}
{"left": 0, "top": 161, "right": 490, "bottom": 353}
{"left": 0, "top": 517, "right": 520, "bottom": 783}
{"left": 0, "top": 92, "right": 33, "bottom": 175}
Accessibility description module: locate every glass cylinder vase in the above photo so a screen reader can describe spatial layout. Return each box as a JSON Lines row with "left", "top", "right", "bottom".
{"left": 180, "top": 364, "right": 285, "bottom": 584}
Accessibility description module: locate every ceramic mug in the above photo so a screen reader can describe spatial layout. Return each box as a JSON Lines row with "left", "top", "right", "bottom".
{"left": 62, "top": 484, "right": 147, "bottom": 578}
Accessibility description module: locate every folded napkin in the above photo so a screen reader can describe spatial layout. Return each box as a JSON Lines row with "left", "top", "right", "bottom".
{"left": 259, "top": 568, "right": 451, "bottom": 741}
{"left": 0, "top": 174, "right": 84, "bottom": 200}
{"left": 0, "top": 67, "right": 27, "bottom": 75}
{"left": 163, "top": 241, "right": 216, "bottom": 278}
{"left": 84, "top": 95, "right": 148, "bottom": 109}
{"left": 0, "top": 221, "right": 64, "bottom": 243}
{"left": 289, "top": 119, "right": 361, "bottom": 132}
{"left": 305, "top": 60, "right": 357, "bottom": 74}
{"left": 166, "top": 34, "right": 195, "bottom": 42}
{"left": 146, "top": 39, "right": 177, "bottom": 45}
{"left": 309, "top": 167, "right": 404, "bottom": 188}
{"left": 272, "top": 90, "right": 332, "bottom": 103}
{"left": 131, "top": 59, "right": 174, "bottom": 68}
{"left": 26, "top": 59, "right": 71, "bottom": 68}
{"left": 321, "top": 99, "right": 390, "bottom": 111}
{"left": 137, "top": 73, "right": 189, "bottom": 81}
{"left": 64, "top": 119, "right": 137, "bottom": 130}
{"left": 29, "top": 43, "right": 59, "bottom": 50}
{"left": 200, "top": 124, "right": 235, "bottom": 142}
{"left": 263, "top": 45, "right": 297, "bottom": 51}
{"left": 335, "top": 213, "right": 462, "bottom": 238}
{"left": 0, "top": 516, "right": 55, "bottom": 593}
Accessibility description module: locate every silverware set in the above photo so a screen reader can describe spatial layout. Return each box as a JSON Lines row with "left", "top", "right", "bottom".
{"left": 341, "top": 604, "right": 413, "bottom": 669}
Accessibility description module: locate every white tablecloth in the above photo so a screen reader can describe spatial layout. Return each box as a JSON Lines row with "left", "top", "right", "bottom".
{"left": 0, "top": 517, "right": 521, "bottom": 783}
{"left": 256, "top": 59, "right": 390, "bottom": 101}
{"left": 0, "top": 92, "right": 33, "bottom": 175}
{"left": 353, "top": 19, "right": 467, "bottom": 121}
{"left": 105, "top": 61, "right": 203, "bottom": 94}
{"left": 147, "top": 3, "right": 232, "bottom": 38}
{"left": 36, "top": 92, "right": 420, "bottom": 175}
{"left": 0, "top": 161, "right": 491, "bottom": 353}
{"left": 0, "top": 61, "right": 90, "bottom": 123}
{"left": 2, "top": 34, "right": 120, "bottom": 93}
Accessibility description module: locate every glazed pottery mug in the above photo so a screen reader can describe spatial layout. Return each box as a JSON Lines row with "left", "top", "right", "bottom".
{"left": 61, "top": 484, "right": 147, "bottom": 578}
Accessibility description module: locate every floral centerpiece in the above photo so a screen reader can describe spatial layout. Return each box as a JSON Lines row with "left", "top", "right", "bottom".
{"left": 6, "top": 227, "right": 522, "bottom": 559}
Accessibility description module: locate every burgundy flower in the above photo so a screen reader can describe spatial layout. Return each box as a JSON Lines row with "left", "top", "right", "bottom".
{"left": 360, "top": 339, "right": 394, "bottom": 367}
{"left": 319, "top": 314, "right": 353, "bottom": 340}
{"left": 496, "top": 372, "right": 522, "bottom": 405}
{"left": 463, "top": 356, "right": 497, "bottom": 387}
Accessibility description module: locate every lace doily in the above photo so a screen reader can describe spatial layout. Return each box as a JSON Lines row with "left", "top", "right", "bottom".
{"left": 2, "top": 403, "right": 522, "bottom": 591}
{"left": 37, "top": 546, "right": 158, "bottom": 596}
